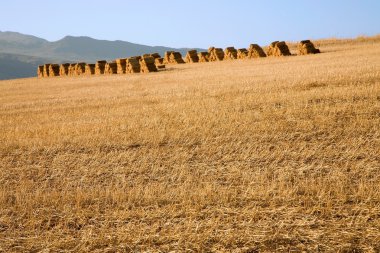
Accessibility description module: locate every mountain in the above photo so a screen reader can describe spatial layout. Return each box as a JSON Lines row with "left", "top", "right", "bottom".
{"left": 0, "top": 31, "right": 204, "bottom": 80}
{"left": 0, "top": 53, "right": 49, "bottom": 80}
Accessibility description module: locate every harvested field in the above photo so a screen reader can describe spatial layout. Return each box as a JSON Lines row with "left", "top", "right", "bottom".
{"left": 1, "top": 37, "right": 380, "bottom": 252}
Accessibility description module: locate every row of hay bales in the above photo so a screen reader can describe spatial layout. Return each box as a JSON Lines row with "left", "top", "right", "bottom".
{"left": 182, "top": 40, "right": 320, "bottom": 64}
{"left": 38, "top": 54, "right": 166, "bottom": 78}
{"left": 38, "top": 40, "right": 320, "bottom": 77}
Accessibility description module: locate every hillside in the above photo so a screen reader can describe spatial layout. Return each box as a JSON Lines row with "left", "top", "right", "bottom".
{"left": 0, "top": 38, "right": 379, "bottom": 252}
{"left": 0, "top": 53, "right": 51, "bottom": 80}
{"left": 0, "top": 31, "right": 204, "bottom": 80}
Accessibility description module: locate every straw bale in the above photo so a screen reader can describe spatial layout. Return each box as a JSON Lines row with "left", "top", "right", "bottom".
{"left": 37, "top": 65, "right": 44, "bottom": 78}
{"left": 198, "top": 52, "right": 209, "bottom": 62}
{"left": 85, "top": 64, "right": 95, "bottom": 75}
{"left": 140, "top": 56, "right": 158, "bottom": 73}
{"left": 267, "top": 41, "right": 291, "bottom": 56}
{"left": 104, "top": 62, "right": 117, "bottom": 75}
{"left": 155, "top": 58, "right": 164, "bottom": 65}
{"left": 237, "top": 49, "right": 248, "bottom": 59}
{"left": 67, "top": 64, "right": 76, "bottom": 76}
{"left": 209, "top": 48, "right": 224, "bottom": 61}
{"left": 150, "top": 53, "right": 161, "bottom": 59}
{"left": 164, "top": 51, "right": 174, "bottom": 64}
{"left": 43, "top": 64, "right": 51, "bottom": 77}
{"left": 185, "top": 50, "right": 199, "bottom": 63}
{"left": 126, "top": 58, "right": 141, "bottom": 73}
{"left": 164, "top": 51, "right": 185, "bottom": 64}
{"left": 155, "top": 58, "right": 165, "bottom": 69}
{"left": 248, "top": 44, "right": 267, "bottom": 58}
{"left": 48, "top": 64, "right": 60, "bottom": 77}
{"left": 298, "top": 40, "right": 320, "bottom": 55}
{"left": 116, "top": 58, "right": 127, "bottom": 74}
{"left": 224, "top": 47, "right": 238, "bottom": 60}
{"left": 95, "top": 60, "right": 106, "bottom": 75}
{"left": 172, "top": 52, "right": 185, "bottom": 64}
{"left": 59, "top": 63, "right": 70, "bottom": 76}
{"left": 73, "top": 63, "right": 86, "bottom": 76}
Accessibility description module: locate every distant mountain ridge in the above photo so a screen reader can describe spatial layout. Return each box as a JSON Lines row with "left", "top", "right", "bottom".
{"left": 0, "top": 31, "right": 204, "bottom": 80}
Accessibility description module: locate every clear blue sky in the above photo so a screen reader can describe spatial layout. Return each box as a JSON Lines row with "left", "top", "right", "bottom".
{"left": 0, "top": 0, "right": 379, "bottom": 48}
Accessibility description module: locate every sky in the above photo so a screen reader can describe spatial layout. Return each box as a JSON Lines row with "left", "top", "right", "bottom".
{"left": 0, "top": 0, "right": 379, "bottom": 48}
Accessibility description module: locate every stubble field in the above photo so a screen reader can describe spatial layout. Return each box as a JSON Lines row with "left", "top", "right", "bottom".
{"left": 1, "top": 37, "right": 380, "bottom": 252}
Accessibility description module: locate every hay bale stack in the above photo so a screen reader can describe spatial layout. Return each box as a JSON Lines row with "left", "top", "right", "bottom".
{"left": 74, "top": 63, "right": 86, "bottom": 76}
{"left": 126, "top": 57, "right": 141, "bottom": 73}
{"left": 266, "top": 41, "right": 279, "bottom": 56}
{"left": 48, "top": 64, "right": 60, "bottom": 77}
{"left": 155, "top": 58, "right": 165, "bottom": 69}
{"left": 59, "top": 63, "right": 70, "bottom": 76}
{"left": 198, "top": 52, "right": 209, "bottom": 62}
{"left": 164, "top": 51, "right": 174, "bottom": 64}
{"left": 115, "top": 58, "right": 127, "bottom": 74}
{"left": 237, "top": 49, "right": 249, "bottom": 59}
{"left": 43, "top": 64, "right": 51, "bottom": 77}
{"left": 209, "top": 48, "right": 224, "bottom": 61}
{"left": 150, "top": 53, "right": 161, "bottom": 59}
{"left": 298, "top": 40, "right": 320, "bottom": 55}
{"left": 248, "top": 44, "right": 267, "bottom": 58}
{"left": 170, "top": 52, "right": 185, "bottom": 64}
{"left": 155, "top": 57, "right": 164, "bottom": 65}
{"left": 267, "top": 41, "right": 291, "bottom": 57}
{"left": 140, "top": 56, "right": 158, "bottom": 73}
{"left": 224, "top": 47, "right": 238, "bottom": 60}
{"left": 68, "top": 64, "right": 76, "bottom": 76}
{"left": 104, "top": 62, "right": 117, "bottom": 75}
{"left": 95, "top": 60, "right": 107, "bottom": 75}
{"left": 85, "top": 64, "right": 95, "bottom": 75}
{"left": 164, "top": 51, "right": 185, "bottom": 64}
{"left": 37, "top": 66, "right": 44, "bottom": 78}
{"left": 185, "top": 50, "right": 199, "bottom": 63}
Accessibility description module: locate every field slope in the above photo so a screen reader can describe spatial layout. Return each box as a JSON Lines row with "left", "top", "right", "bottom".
{"left": 0, "top": 39, "right": 380, "bottom": 252}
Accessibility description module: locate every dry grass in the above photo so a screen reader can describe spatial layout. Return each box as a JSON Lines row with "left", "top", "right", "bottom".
{"left": 0, "top": 37, "right": 380, "bottom": 252}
